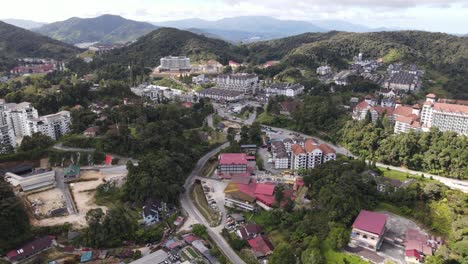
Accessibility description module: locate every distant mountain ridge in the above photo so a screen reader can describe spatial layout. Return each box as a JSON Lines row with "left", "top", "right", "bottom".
{"left": 1, "top": 19, "right": 46, "bottom": 29}
{"left": 0, "top": 21, "right": 79, "bottom": 71}
{"left": 34, "top": 14, "right": 158, "bottom": 44}
{"left": 152, "top": 16, "right": 392, "bottom": 42}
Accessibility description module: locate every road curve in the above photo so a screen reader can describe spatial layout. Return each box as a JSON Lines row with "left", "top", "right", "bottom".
{"left": 180, "top": 142, "right": 246, "bottom": 264}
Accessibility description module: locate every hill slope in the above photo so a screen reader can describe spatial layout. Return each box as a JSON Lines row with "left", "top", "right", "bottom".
{"left": 1, "top": 19, "right": 46, "bottom": 29}
{"left": 34, "top": 15, "right": 157, "bottom": 44}
{"left": 100, "top": 27, "right": 246, "bottom": 67}
{"left": 0, "top": 21, "right": 80, "bottom": 71}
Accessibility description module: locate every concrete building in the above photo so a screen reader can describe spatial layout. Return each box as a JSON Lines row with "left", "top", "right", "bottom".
{"left": 196, "top": 88, "right": 244, "bottom": 102}
{"left": 218, "top": 153, "right": 248, "bottom": 174}
{"left": 27, "top": 111, "right": 71, "bottom": 140}
{"left": 316, "top": 66, "right": 332, "bottom": 76}
{"left": 351, "top": 210, "right": 387, "bottom": 251}
{"left": 383, "top": 71, "right": 420, "bottom": 92}
{"left": 0, "top": 124, "right": 16, "bottom": 151}
{"left": 159, "top": 56, "right": 191, "bottom": 72}
{"left": 271, "top": 141, "right": 289, "bottom": 169}
{"left": 215, "top": 73, "right": 258, "bottom": 92}
{"left": 266, "top": 83, "right": 304, "bottom": 97}
{"left": 290, "top": 139, "right": 336, "bottom": 170}
{"left": 5, "top": 168, "right": 56, "bottom": 192}
{"left": 0, "top": 101, "right": 39, "bottom": 138}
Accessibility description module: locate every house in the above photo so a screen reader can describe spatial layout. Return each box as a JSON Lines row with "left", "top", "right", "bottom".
{"left": 182, "top": 234, "right": 201, "bottom": 244}
{"left": 247, "top": 235, "right": 274, "bottom": 258}
{"left": 83, "top": 126, "right": 99, "bottom": 137}
{"left": 266, "top": 83, "right": 304, "bottom": 97}
{"left": 279, "top": 101, "right": 299, "bottom": 116}
{"left": 404, "top": 229, "right": 434, "bottom": 257}
{"left": 7, "top": 236, "right": 56, "bottom": 263}
{"left": 405, "top": 249, "right": 423, "bottom": 263}
{"left": 317, "top": 66, "right": 332, "bottom": 76}
{"left": 240, "top": 144, "right": 257, "bottom": 155}
{"left": 333, "top": 70, "right": 353, "bottom": 86}
{"left": 237, "top": 224, "right": 262, "bottom": 240}
{"left": 229, "top": 60, "right": 241, "bottom": 69}
{"left": 141, "top": 199, "right": 167, "bottom": 225}
{"left": 230, "top": 213, "right": 245, "bottom": 223}
{"left": 174, "top": 216, "right": 184, "bottom": 227}
{"left": 351, "top": 210, "right": 387, "bottom": 251}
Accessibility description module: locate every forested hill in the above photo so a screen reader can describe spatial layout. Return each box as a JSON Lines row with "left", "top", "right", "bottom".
{"left": 99, "top": 27, "right": 246, "bottom": 67}
{"left": 34, "top": 15, "right": 157, "bottom": 44}
{"left": 0, "top": 21, "right": 80, "bottom": 71}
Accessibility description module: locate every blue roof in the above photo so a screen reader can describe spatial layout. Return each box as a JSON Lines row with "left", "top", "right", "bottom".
{"left": 80, "top": 251, "right": 93, "bottom": 262}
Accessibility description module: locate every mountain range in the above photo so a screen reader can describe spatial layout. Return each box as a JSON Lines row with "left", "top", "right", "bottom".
{"left": 1, "top": 19, "right": 46, "bottom": 29}
{"left": 33, "top": 15, "right": 157, "bottom": 45}
{"left": 0, "top": 21, "right": 80, "bottom": 71}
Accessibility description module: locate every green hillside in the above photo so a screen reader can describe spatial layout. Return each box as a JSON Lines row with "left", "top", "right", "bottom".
{"left": 34, "top": 14, "right": 157, "bottom": 44}
{"left": 0, "top": 21, "right": 80, "bottom": 71}
{"left": 100, "top": 27, "right": 246, "bottom": 67}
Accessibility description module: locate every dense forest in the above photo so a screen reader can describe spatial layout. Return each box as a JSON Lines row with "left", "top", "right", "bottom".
{"left": 340, "top": 117, "right": 468, "bottom": 179}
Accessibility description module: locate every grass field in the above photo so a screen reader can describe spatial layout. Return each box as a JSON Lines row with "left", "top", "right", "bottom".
{"left": 323, "top": 242, "right": 369, "bottom": 264}
{"left": 379, "top": 168, "right": 409, "bottom": 181}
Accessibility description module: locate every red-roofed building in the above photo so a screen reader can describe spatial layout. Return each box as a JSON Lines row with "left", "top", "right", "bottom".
{"left": 219, "top": 153, "right": 248, "bottom": 174}
{"left": 294, "top": 178, "right": 305, "bottom": 191}
{"left": 254, "top": 184, "right": 275, "bottom": 196}
{"left": 7, "top": 236, "right": 56, "bottom": 262}
{"left": 247, "top": 235, "right": 274, "bottom": 258}
{"left": 351, "top": 210, "right": 387, "bottom": 251}
{"left": 405, "top": 249, "right": 422, "bottom": 263}
{"left": 229, "top": 60, "right": 241, "bottom": 68}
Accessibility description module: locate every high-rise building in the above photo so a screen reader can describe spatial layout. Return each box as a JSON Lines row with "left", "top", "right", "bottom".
{"left": 0, "top": 101, "right": 39, "bottom": 137}
{"left": 27, "top": 111, "right": 71, "bottom": 140}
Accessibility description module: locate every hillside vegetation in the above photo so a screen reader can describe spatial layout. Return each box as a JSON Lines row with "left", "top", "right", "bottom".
{"left": 0, "top": 21, "right": 79, "bottom": 71}
{"left": 34, "top": 14, "right": 157, "bottom": 44}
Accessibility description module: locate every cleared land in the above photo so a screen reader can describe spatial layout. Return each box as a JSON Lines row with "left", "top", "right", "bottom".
{"left": 27, "top": 188, "right": 66, "bottom": 218}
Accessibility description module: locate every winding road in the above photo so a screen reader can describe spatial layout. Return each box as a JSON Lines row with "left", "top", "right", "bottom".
{"left": 180, "top": 141, "right": 246, "bottom": 264}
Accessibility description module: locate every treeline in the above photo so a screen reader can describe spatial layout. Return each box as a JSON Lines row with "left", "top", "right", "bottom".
{"left": 341, "top": 119, "right": 468, "bottom": 179}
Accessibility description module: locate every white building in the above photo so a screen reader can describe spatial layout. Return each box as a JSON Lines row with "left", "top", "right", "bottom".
{"left": 0, "top": 101, "right": 39, "bottom": 138}
{"left": 0, "top": 124, "right": 16, "bottom": 151}
{"left": 271, "top": 141, "right": 289, "bottom": 169}
{"left": 5, "top": 169, "right": 56, "bottom": 192}
{"left": 215, "top": 73, "right": 258, "bottom": 92}
{"left": 159, "top": 56, "right": 191, "bottom": 72}
{"left": 420, "top": 94, "right": 468, "bottom": 135}
{"left": 266, "top": 83, "right": 304, "bottom": 97}
{"left": 316, "top": 66, "right": 332, "bottom": 76}
{"left": 334, "top": 71, "right": 353, "bottom": 86}
{"left": 27, "top": 111, "right": 71, "bottom": 140}
{"left": 196, "top": 88, "right": 244, "bottom": 102}
{"left": 290, "top": 139, "right": 336, "bottom": 170}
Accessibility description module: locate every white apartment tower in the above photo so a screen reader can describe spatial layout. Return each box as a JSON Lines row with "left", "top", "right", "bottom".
{"left": 27, "top": 111, "right": 72, "bottom": 140}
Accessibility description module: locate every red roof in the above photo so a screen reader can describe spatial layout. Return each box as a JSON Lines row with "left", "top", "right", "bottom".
{"left": 247, "top": 235, "right": 274, "bottom": 257}
{"left": 304, "top": 139, "right": 320, "bottom": 152}
{"left": 7, "top": 236, "right": 55, "bottom": 262}
{"left": 246, "top": 155, "right": 256, "bottom": 161}
{"left": 355, "top": 101, "right": 370, "bottom": 110}
{"left": 254, "top": 184, "right": 275, "bottom": 196}
{"left": 183, "top": 234, "right": 200, "bottom": 244}
{"left": 434, "top": 102, "right": 468, "bottom": 114}
{"left": 291, "top": 144, "right": 305, "bottom": 155}
{"left": 393, "top": 106, "right": 413, "bottom": 117}
{"left": 219, "top": 153, "right": 248, "bottom": 165}
{"left": 426, "top": 93, "right": 437, "bottom": 99}
{"left": 295, "top": 178, "right": 305, "bottom": 187}
{"left": 319, "top": 144, "right": 336, "bottom": 155}
{"left": 352, "top": 210, "right": 387, "bottom": 236}
{"left": 405, "top": 249, "right": 421, "bottom": 260}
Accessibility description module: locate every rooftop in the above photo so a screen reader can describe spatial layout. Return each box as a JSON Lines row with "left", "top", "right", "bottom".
{"left": 352, "top": 210, "right": 387, "bottom": 236}
{"left": 219, "top": 153, "right": 248, "bottom": 165}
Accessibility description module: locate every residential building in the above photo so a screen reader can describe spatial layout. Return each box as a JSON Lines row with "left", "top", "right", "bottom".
{"left": 159, "top": 56, "right": 191, "bottom": 72}
{"left": 83, "top": 126, "right": 99, "bottom": 138}
{"left": 333, "top": 70, "right": 353, "bottom": 86}
{"left": 141, "top": 199, "right": 167, "bottom": 225}
{"left": 271, "top": 141, "right": 289, "bottom": 169}
{"left": 237, "top": 224, "right": 262, "bottom": 240}
{"left": 248, "top": 235, "right": 274, "bottom": 258}
{"left": 7, "top": 236, "right": 56, "bottom": 263}
{"left": 266, "top": 83, "right": 304, "bottom": 97}
{"left": 228, "top": 60, "right": 241, "bottom": 69}
{"left": 192, "top": 74, "right": 209, "bottom": 85}
{"left": 0, "top": 101, "right": 39, "bottom": 138}
{"left": 316, "top": 66, "right": 332, "bottom": 76}
{"left": 5, "top": 168, "right": 56, "bottom": 192}
{"left": 383, "top": 71, "right": 420, "bottom": 91}
{"left": 0, "top": 124, "right": 16, "bottom": 151}
{"left": 196, "top": 88, "right": 244, "bottom": 102}
{"left": 351, "top": 210, "right": 387, "bottom": 251}
{"left": 290, "top": 139, "right": 336, "bottom": 170}
{"left": 218, "top": 153, "right": 248, "bottom": 174}
{"left": 27, "top": 111, "right": 71, "bottom": 140}
{"left": 215, "top": 73, "right": 258, "bottom": 92}
{"left": 405, "top": 249, "right": 423, "bottom": 263}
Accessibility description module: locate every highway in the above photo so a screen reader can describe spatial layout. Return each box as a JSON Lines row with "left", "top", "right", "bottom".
{"left": 180, "top": 142, "right": 246, "bottom": 264}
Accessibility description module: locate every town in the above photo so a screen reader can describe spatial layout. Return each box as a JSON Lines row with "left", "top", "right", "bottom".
{"left": 0, "top": 10, "right": 467, "bottom": 264}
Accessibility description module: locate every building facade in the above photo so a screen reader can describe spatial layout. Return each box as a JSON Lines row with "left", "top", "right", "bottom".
{"left": 159, "top": 56, "right": 191, "bottom": 72}
{"left": 27, "top": 111, "right": 71, "bottom": 140}
{"left": 265, "top": 83, "right": 304, "bottom": 97}
{"left": 215, "top": 73, "right": 258, "bottom": 92}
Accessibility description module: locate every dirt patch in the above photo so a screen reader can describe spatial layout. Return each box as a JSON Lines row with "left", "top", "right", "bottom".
{"left": 27, "top": 188, "right": 67, "bottom": 218}
{"left": 70, "top": 179, "right": 107, "bottom": 214}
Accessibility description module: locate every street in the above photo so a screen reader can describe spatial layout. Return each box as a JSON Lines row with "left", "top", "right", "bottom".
{"left": 180, "top": 142, "right": 246, "bottom": 264}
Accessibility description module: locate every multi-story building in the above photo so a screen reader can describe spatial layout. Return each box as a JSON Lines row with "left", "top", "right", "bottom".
{"left": 290, "top": 139, "right": 336, "bottom": 170}
{"left": 420, "top": 94, "right": 468, "bottom": 135}
{"left": 351, "top": 210, "right": 387, "bottom": 251}
{"left": 0, "top": 124, "right": 16, "bottom": 151}
{"left": 196, "top": 88, "right": 244, "bottom": 102}
{"left": 265, "top": 83, "right": 304, "bottom": 97}
{"left": 383, "top": 71, "right": 420, "bottom": 92}
{"left": 215, "top": 73, "right": 258, "bottom": 92}
{"left": 271, "top": 141, "right": 289, "bottom": 169}
{"left": 0, "top": 102, "right": 39, "bottom": 137}
{"left": 26, "top": 111, "right": 71, "bottom": 140}
{"left": 316, "top": 66, "right": 332, "bottom": 76}
{"left": 218, "top": 153, "right": 248, "bottom": 174}
{"left": 159, "top": 56, "right": 191, "bottom": 72}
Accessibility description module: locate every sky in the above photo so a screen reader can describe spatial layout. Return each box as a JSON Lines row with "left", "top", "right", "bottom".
{"left": 1, "top": 0, "right": 468, "bottom": 34}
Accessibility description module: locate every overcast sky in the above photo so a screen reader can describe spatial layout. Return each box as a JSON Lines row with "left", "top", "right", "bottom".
{"left": 1, "top": 0, "right": 468, "bottom": 34}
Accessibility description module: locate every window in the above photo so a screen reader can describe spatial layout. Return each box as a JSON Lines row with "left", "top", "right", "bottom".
{"left": 363, "top": 235, "right": 368, "bottom": 239}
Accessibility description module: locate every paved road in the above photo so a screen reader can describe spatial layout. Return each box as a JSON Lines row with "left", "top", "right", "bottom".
{"left": 53, "top": 143, "right": 95, "bottom": 152}
{"left": 55, "top": 169, "right": 78, "bottom": 214}
{"left": 180, "top": 142, "right": 246, "bottom": 264}
{"left": 263, "top": 125, "right": 468, "bottom": 193}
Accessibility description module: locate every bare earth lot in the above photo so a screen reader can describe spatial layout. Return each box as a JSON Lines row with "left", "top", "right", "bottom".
{"left": 33, "top": 169, "right": 117, "bottom": 228}
{"left": 27, "top": 188, "right": 66, "bottom": 217}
